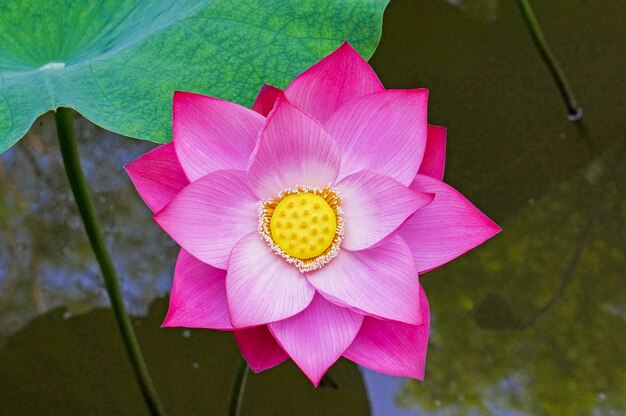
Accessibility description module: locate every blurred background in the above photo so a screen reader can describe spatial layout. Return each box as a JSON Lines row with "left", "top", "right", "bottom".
{"left": 0, "top": 0, "right": 624, "bottom": 414}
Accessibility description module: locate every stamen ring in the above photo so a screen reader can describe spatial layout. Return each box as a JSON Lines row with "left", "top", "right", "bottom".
{"left": 258, "top": 185, "right": 344, "bottom": 272}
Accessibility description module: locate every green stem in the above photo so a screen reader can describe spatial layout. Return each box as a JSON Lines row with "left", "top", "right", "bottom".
{"left": 54, "top": 107, "right": 166, "bottom": 416}
{"left": 516, "top": 0, "right": 582, "bottom": 121}
{"left": 228, "top": 358, "right": 250, "bottom": 416}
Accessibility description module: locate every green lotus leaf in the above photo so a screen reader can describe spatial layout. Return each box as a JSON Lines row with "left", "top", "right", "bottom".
{"left": 0, "top": 0, "right": 388, "bottom": 153}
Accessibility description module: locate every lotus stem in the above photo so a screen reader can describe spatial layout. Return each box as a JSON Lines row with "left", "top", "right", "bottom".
{"left": 54, "top": 107, "right": 166, "bottom": 416}
{"left": 228, "top": 358, "right": 250, "bottom": 416}
{"left": 515, "top": 0, "right": 582, "bottom": 121}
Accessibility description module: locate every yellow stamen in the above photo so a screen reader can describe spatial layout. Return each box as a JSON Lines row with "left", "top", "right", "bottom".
{"left": 257, "top": 185, "right": 344, "bottom": 272}
{"left": 270, "top": 193, "right": 336, "bottom": 259}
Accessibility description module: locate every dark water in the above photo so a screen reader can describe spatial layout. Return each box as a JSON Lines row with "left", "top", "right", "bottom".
{"left": 1, "top": 0, "right": 624, "bottom": 414}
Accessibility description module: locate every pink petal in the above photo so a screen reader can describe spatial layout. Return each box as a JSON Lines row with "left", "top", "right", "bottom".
{"left": 173, "top": 91, "right": 264, "bottom": 182}
{"left": 285, "top": 42, "right": 384, "bottom": 124}
{"left": 269, "top": 294, "right": 363, "bottom": 386}
{"left": 247, "top": 95, "right": 341, "bottom": 199}
{"left": 252, "top": 84, "right": 282, "bottom": 117}
{"left": 125, "top": 143, "right": 189, "bottom": 213}
{"left": 337, "top": 170, "right": 434, "bottom": 250}
{"left": 162, "top": 249, "right": 233, "bottom": 330}
{"left": 234, "top": 326, "right": 289, "bottom": 373}
{"left": 418, "top": 125, "right": 447, "bottom": 181}
{"left": 154, "top": 170, "right": 258, "bottom": 269}
{"left": 325, "top": 89, "right": 429, "bottom": 185}
{"left": 226, "top": 232, "right": 315, "bottom": 327}
{"left": 399, "top": 174, "right": 501, "bottom": 273}
{"left": 344, "top": 285, "right": 430, "bottom": 380}
{"left": 307, "top": 235, "right": 422, "bottom": 325}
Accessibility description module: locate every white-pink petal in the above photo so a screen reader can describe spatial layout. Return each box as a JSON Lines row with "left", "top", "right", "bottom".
{"left": 307, "top": 235, "right": 422, "bottom": 325}
{"left": 285, "top": 42, "right": 384, "bottom": 124}
{"left": 337, "top": 170, "right": 434, "bottom": 250}
{"left": 344, "top": 285, "right": 430, "bottom": 380}
{"left": 269, "top": 294, "right": 363, "bottom": 386}
{"left": 226, "top": 232, "right": 315, "bottom": 327}
{"left": 162, "top": 250, "right": 233, "bottom": 330}
{"left": 325, "top": 89, "right": 429, "bottom": 185}
{"left": 234, "top": 326, "right": 288, "bottom": 373}
{"left": 247, "top": 95, "right": 341, "bottom": 199}
{"left": 153, "top": 170, "right": 258, "bottom": 269}
{"left": 399, "top": 174, "right": 501, "bottom": 273}
{"left": 418, "top": 125, "right": 447, "bottom": 181}
{"left": 125, "top": 143, "right": 189, "bottom": 213}
{"left": 173, "top": 91, "right": 264, "bottom": 182}
{"left": 252, "top": 84, "right": 282, "bottom": 117}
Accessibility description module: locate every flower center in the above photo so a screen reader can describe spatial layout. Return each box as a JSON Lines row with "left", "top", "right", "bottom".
{"left": 258, "top": 186, "right": 344, "bottom": 272}
{"left": 270, "top": 193, "right": 337, "bottom": 259}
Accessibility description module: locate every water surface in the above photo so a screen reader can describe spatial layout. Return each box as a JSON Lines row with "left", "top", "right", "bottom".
{"left": 1, "top": 0, "right": 624, "bottom": 414}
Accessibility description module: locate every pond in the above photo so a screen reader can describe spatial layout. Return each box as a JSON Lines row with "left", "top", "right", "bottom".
{"left": 1, "top": 0, "right": 624, "bottom": 414}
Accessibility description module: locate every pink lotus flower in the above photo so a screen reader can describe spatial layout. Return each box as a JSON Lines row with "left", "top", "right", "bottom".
{"left": 126, "top": 43, "right": 500, "bottom": 385}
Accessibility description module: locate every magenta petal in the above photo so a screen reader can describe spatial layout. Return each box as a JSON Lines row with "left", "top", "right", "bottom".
{"left": 285, "top": 42, "right": 384, "bottom": 124}
{"left": 269, "top": 294, "right": 363, "bottom": 386}
{"left": 234, "top": 326, "right": 288, "bottom": 373}
{"left": 247, "top": 95, "right": 341, "bottom": 199}
{"left": 162, "top": 250, "right": 233, "bottom": 330}
{"left": 399, "top": 174, "right": 501, "bottom": 273}
{"left": 173, "top": 91, "right": 264, "bottom": 182}
{"left": 307, "top": 236, "right": 422, "bottom": 325}
{"left": 252, "top": 84, "right": 282, "bottom": 117}
{"left": 418, "top": 125, "right": 447, "bottom": 181}
{"left": 337, "top": 170, "right": 434, "bottom": 250}
{"left": 344, "top": 285, "right": 430, "bottom": 380}
{"left": 125, "top": 143, "right": 189, "bottom": 213}
{"left": 325, "top": 89, "right": 429, "bottom": 185}
{"left": 154, "top": 170, "right": 258, "bottom": 269}
{"left": 226, "top": 233, "right": 315, "bottom": 327}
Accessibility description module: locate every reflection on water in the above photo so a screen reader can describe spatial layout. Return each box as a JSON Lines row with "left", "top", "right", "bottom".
{"left": 445, "top": 0, "right": 498, "bottom": 22}
{"left": 369, "top": 0, "right": 626, "bottom": 415}
{"left": 0, "top": 0, "right": 625, "bottom": 414}
{"left": 0, "top": 115, "right": 176, "bottom": 346}
{"left": 399, "top": 145, "right": 625, "bottom": 415}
